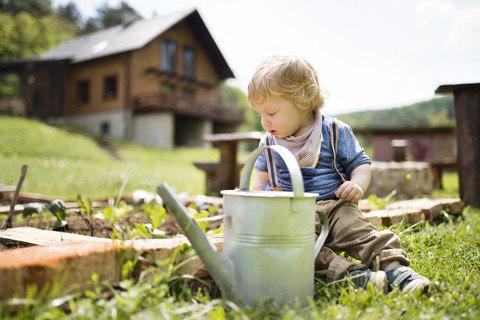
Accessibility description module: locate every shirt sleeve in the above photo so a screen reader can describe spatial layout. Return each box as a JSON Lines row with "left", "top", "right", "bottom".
{"left": 336, "top": 120, "right": 372, "bottom": 178}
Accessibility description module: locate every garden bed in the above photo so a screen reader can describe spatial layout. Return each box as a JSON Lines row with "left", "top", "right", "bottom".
{"left": 0, "top": 190, "right": 223, "bottom": 251}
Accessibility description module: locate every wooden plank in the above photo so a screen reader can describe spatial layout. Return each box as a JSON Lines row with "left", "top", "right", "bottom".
{"left": 202, "top": 131, "right": 263, "bottom": 142}
{"left": 0, "top": 227, "right": 111, "bottom": 246}
{"left": 0, "top": 185, "right": 16, "bottom": 193}
{"left": 0, "top": 201, "right": 109, "bottom": 216}
{"left": 363, "top": 208, "right": 424, "bottom": 228}
{"left": 0, "top": 204, "right": 24, "bottom": 215}
{"left": 455, "top": 89, "right": 480, "bottom": 207}
{"left": 363, "top": 198, "right": 464, "bottom": 228}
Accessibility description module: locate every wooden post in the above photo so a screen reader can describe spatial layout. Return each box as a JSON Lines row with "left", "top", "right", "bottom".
{"left": 1, "top": 165, "right": 28, "bottom": 229}
{"left": 436, "top": 83, "right": 480, "bottom": 208}
{"left": 391, "top": 139, "right": 408, "bottom": 162}
{"left": 218, "top": 141, "right": 238, "bottom": 192}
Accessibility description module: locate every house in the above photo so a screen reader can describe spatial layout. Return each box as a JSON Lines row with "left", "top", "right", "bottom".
{"left": 354, "top": 126, "right": 456, "bottom": 162}
{"left": 0, "top": 8, "right": 243, "bottom": 148}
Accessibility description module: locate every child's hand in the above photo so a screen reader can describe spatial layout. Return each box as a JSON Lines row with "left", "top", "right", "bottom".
{"left": 335, "top": 181, "right": 364, "bottom": 202}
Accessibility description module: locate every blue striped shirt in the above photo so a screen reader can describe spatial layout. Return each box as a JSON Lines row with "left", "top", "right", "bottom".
{"left": 254, "top": 115, "right": 371, "bottom": 200}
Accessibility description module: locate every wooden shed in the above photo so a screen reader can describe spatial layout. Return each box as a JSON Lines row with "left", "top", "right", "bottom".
{"left": 436, "top": 83, "right": 480, "bottom": 208}
{"left": 354, "top": 127, "right": 456, "bottom": 162}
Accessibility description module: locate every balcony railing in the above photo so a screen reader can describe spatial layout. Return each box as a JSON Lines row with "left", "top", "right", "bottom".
{"left": 134, "top": 93, "right": 244, "bottom": 124}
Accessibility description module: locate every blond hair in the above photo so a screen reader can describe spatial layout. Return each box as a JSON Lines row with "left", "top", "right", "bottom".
{"left": 247, "top": 54, "right": 324, "bottom": 112}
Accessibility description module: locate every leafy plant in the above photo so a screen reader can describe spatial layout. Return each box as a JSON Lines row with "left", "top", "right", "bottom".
{"left": 22, "top": 202, "right": 46, "bottom": 217}
{"left": 47, "top": 199, "right": 67, "bottom": 231}
{"left": 134, "top": 201, "right": 169, "bottom": 239}
{"left": 191, "top": 208, "right": 209, "bottom": 234}
{"left": 75, "top": 194, "right": 94, "bottom": 236}
{"left": 103, "top": 200, "right": 132, "bottom": 224}
{"left": 365, "top": 190, "right": 397, "bottom": 209}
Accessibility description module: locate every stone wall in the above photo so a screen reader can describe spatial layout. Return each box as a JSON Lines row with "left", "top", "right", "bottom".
{"left": 67, "top": 109, "right": 130, "bottom": 139}
{"left": 366, "top": 161, "right": 434, "bottom": 200}
{"left": 132, "top": 112, "right": 174, "bottom": 148}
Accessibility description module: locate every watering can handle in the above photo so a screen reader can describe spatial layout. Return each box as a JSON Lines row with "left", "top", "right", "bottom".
{"left": 314, "top": 210, "right": 329, "bottom": 258}
{"left": 239, "top": 145, "right": 304, "bottom": 198}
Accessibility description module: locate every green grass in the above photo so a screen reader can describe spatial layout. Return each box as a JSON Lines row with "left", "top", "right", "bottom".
{"left": 0, "top": 115, "right": 221, "bottom": 199}
{"left": 0, "top": 115, "right": 460, "bottom": 201}
{"left": 2, "top": 207, "right": 479, "bottom": 319}
{"left": 2, "top": 115, "right": 478, "bottom": 319}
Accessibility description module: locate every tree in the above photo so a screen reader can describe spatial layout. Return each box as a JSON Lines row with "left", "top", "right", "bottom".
{"left": 57, "top": 1, "right": 81, "bottom": 25}
{"left": 78, "top": 17, "right": 100, "bottom": 35}
{"left": 0, "top": 0, "right": 52, "bottom": 16}
{"left": 99, "top": 1, "right": 142, "bottom": 28}
{"left": 78, "top": 1, "right": 142, "bottom": 34}
{"left": 0, "top": 11, "right": 75, "bottom": 98}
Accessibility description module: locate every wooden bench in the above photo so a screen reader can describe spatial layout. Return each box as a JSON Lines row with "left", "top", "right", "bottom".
{"left": 427, "top": 158, "right": 457, "bottom": 189}
{"left": 194, "top": 162, "right": 245, "bottom": 196}
{"left": 195, "top": 131, "right": 263, "bottom": 196}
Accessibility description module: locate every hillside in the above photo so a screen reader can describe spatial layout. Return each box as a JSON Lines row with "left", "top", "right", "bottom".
{"left": 335, "top": 96, "right": 455, "bottom": 129}
{"left": 0, "top": 115, "right": 219, "bottom": 199}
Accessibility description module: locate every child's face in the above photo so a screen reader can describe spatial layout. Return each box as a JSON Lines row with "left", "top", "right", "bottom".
{"left": 252, "top": 96, "right": 315, "bottom": 138}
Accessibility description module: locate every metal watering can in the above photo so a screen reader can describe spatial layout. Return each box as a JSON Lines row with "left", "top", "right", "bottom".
{"left": 157, "top": 145, "right": 329, "bottom": 306}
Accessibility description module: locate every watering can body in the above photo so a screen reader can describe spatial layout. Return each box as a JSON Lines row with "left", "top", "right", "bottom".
{"left": 157, "top": 145, "right": 328, "bottom": 307}
{"left": 221, "top": 189, "right": 318, "bottom": 306}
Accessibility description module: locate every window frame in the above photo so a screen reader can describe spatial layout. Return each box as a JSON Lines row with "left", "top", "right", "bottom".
{"left": 76, "top": 80, "right": 89, "bottom": 105}
{"left": 161, "top": 39, "right": 177, "bottom": 73}
{"left": 104, "top": 75, "right": 118, "bottom": 100}
{"left": 182, "top": 47, "right": 195, "bottom": 79}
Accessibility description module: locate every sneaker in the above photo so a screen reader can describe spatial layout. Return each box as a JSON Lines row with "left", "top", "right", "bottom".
{"left": 385, "top": 266, "right": 431, "bottom": 293}
{"left": 345, "top": 270, "right": 388, "bottom": 293}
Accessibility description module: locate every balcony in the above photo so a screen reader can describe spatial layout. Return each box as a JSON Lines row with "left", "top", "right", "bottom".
{"left": 134, "top": 93, "right": 244, "bottom": 124}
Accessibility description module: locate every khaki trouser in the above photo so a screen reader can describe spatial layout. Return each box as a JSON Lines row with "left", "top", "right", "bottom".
{"left": 315, "top": 199, "right": 410, "bottom": 282}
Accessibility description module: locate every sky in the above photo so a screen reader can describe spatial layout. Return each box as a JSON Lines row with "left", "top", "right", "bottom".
{"left": 52, "top": 0, "right": 480, "bottom": 115}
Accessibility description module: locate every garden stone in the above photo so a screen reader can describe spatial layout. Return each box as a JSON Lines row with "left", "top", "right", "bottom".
{"left": 367, "top": 161, "right": 434, "bottom": 200}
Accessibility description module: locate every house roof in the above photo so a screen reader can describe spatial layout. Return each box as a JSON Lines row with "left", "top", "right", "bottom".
{"left": 1, "top": 8, "right": 234, "bottom": 80}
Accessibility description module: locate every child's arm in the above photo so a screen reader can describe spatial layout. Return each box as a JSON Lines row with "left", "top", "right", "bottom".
{"left": 334, "top": 163, "right": 371, "bottom": 202}
{"left": 252, "top": 170, "right": 269, "bottom": 190}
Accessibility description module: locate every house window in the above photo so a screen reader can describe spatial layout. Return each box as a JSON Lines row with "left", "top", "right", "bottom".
{"left": 33, "top": 90, "right": 43, "bottom": 110}
{"left": 101, "top": 122, "right": 110, "bottom": 135}
{"left": 76, "top": 80, "right": 89, "bottom": 105}
{"left": 161, "top": 40, "right": 177, "bottom": 73}
{"left": 183, "top": 47, "right": 195, "bottom": 79}
{"left": 181, "top": 87, "right": 194, "bottom": 99}
{"left": 104, "top": 76, "right": 117, "bottom": 100}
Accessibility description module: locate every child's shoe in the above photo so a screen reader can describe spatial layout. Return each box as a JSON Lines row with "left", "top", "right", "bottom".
{"left": 345, "top": 270, "right": 388, "bottom": 293}
{"left": 385, "top": 266, "right": 431, "bottom": 293}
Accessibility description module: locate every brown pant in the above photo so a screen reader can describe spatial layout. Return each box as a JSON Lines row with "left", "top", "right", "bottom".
{"left": 315, "top": 199, "right": 410, "bottom": 282}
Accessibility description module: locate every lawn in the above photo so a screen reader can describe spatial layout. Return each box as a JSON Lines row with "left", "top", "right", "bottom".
{"left": 1, "top": 115, "right": 479, "bottom": 319}
{"left": 0, "top": 115, "right": 223, "bottom": 199}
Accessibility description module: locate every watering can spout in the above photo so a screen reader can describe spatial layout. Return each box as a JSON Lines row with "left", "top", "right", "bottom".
{"left": 156, "top": 183, "right": 234, "bottom": 298}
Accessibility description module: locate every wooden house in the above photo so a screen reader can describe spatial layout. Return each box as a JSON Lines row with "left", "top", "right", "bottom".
{"left": 0, "top": 8, "right": 243, "bottom": 148}
{"left": 354, "top": 127, "right": 456, "bottom": 162}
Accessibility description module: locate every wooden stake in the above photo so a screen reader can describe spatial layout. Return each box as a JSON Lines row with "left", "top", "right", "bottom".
{"left": 1, "top": 165, "right": 28, "bottom": 229}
